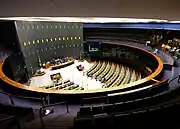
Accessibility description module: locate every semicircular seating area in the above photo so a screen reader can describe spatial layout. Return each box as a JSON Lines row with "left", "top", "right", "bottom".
{"left": 85, "top": 61, "right": 142, "bottom": 88}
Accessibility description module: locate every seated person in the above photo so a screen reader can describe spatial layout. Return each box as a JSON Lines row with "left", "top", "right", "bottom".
{"left": 36, "top": 70, "right": 42, "bottom": 74}
{"left": 76, "top": 64, "right": 84, "bottom": 71}
{"left": 36, "top": 68, "right": 44, "bottom": 74}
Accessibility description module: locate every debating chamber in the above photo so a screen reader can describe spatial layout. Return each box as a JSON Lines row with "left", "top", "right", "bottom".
{"left": 1, "top": 1, "right": 180, "bottom": 129}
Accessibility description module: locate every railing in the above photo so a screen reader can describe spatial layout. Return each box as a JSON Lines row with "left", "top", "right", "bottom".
{"left": 39, "top": 101, "right": 69, "bottom": 127}
{"left": 81, "top": 95, "right": 108, "bottom": 106}
{"left": 0, "top": 91, "right": 14, "bottom": 105}
{"left": 169, "top": 75, "right": 180, "bottom": 84}
{"left": 12, "top": 95, "right": 45, "bottom": 107}
{"left": 0, "top": 115, "right": 21, "bottom": 129}
{"left": 0, "top": 91, "right": 45, "bottom": 107}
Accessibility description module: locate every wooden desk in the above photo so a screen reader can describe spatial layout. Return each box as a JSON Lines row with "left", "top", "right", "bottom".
{"left": 32, "top": 71, "right": 45, "bottom": 77}
{"left": 48, "top": 60, "right": 75, "bottom": 70}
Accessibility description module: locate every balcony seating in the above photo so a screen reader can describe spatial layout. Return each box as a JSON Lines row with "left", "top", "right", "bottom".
{"left": 92, "top": 105, "right": 103, "bottom": 115}
{"left": 75, "top": 97, "right": 180, "bottom": 129}
{"left": 0, "top": 114, "right": 20, "bottom": 129}
{"left": 93, "top": 114, "right": 112, "bottom": 128}
{"left": 0, "top": 104, "right": 34, "bottom": 124}
{"left": 79, "top": 106, "right": 92, "bottom": 116}
{"left": 103, "top": 104, "right": 114, "bottom": 114}
{"left": 78, "top": 85, "right": 170, "bottom": 117}
{"left": 113, "top": 113, "right": 131, "bottom": 129}
{"left": 74, "top": 117, "right": 93, "bottom": 129}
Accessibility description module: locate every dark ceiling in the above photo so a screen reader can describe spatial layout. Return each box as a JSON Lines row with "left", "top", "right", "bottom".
{"left": 0, "top": 0, "right": 180, "bottom": 21}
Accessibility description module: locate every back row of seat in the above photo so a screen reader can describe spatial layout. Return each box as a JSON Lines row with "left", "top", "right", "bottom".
{"left": 0, "top": 114, "right": 21, "bottom": 129}
{"left": 78, "top": 96, "right": 159, "bottom": 117}
{"left": 74, "top": 97, "right": 180, "bottom": 129}
{"left": 78, "top": 82, "right": 174, "bottom": 118}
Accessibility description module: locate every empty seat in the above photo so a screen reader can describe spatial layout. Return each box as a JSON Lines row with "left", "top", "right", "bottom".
{"left": 93, "top": 114, "right": 112, "bottom": 128}
{"left": 74, "top": 117, "right": 93, "bottom": 129}
{"left": 113, "top": 113, "right": 131, "bottom": 129}
{"left": 131, "top": 109, "right": 148, "bottom": 128}
{"left": 114, "top": 102, "right": 124, "bottom": 113}
{"left": 92, "top": 105, "right": 103, "bottom": 115}
{"left": 147, "top": 107, "right": 163, "bottom": 128}
{"left": 134, "top": 98, "right": 144, "bottom": 108}
{"left": 124, "top": 100, "right": 134, "bottom": 110}
{"left": 103, "top": 104, "right": 114, "bottom": 114}
{"left": 79, "top": 106, "right": 91, "bottom": 116}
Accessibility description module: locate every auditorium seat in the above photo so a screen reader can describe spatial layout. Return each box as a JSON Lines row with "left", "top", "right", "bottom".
{"left": 108, "top": 64, "right": 121, "bottom": 87}
{"left": 113, "top": 113, "right": 130, "bottom": 129}
{"left": 130, "top": 69, "right": 136, "bottom": 82}
{"left": 79, "top": 106, "right": 91, "bottom": 116}
{"left": 86, "top": 61, "right": 98, "bottom": 74}
{"left": 138, "top": 72, "right": 142, "bottom": 80}
{"left": 134, "top": 96, "right": 152, "bottom": 108}
{"left": 92, "top": 105, "right": 103, "bottom": 115}
{"left": 0, "top": 114, "right": 20, "bottom": 129}
{"left": 111, "top": 65, "right": 124, "bottom": 87}
{"left": 94, "top": 61, "right": 106, "bottom": 78}
{"left": 93, "top": 114, "right": 112, "bottom": 128}
{"left": 135, "top": 71, "right": 139, "bottom": 81}
{"left": 113, "top": 100, "right": 136, "bottom": 113}
{"left": 100, "top": 62, "right": 112, "bottom": 82}
{"left": 103, "top": 104, "right": 114, "bottom": 114}
{"left": 104, "top": 63, "right": 115, "bottom": 84}
{"left": 120, "top": 67, "right": 130, "bottom": 85}
{"left": 124, "top": 100, "right": 135, "bottom": 110}
{"left": 0, "top": 104, "right": 34, "bottom": 122}
{"left": 114, "top": 102, "right": 124, "bottom": 113}
{"left": 97, "top": 62, "right": 110, "bottom": 80}
{"left": 126, "top": 68, "right": 133, "bottom": 84}
{"left": 74, "top": 117, "right": 93, "bottom": 129}
{"left": 148, "top": 107, "right": 164, "bottom": 128}
{"left": 115, "top": 66, "right": 126, "bottom": 86}
{"left": 88, "top": 61, "right": 102, "bottom": 77}
{"left": 64, "top": 84, "right": 79, "bottom": 90}
{"left": 103, "top": 64, "right": 118, "bottom": 88}
{"left": 131, "top": 109, "right": 148, "bottom": 128}
{"left": 93, "top": 61, "right": 105, "bottom": 77}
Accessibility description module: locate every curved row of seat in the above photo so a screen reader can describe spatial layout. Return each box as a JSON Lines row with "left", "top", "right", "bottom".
{"left": 77, "top": 83, "right": 171, "bottom": 118}
{"left": 74, "top": 78, "right": 177, "bottom": 129}
{"left": 86, "top": 61, "right": 142, "bottom": 88}
{"left": 38, "top": 80, "right": 84, "bottom": 90}
{"left": 86, "top": 61, "right": 102, "bottom": 77}
{"left": 74, "top": 100, "right": 180, "bottom": 129}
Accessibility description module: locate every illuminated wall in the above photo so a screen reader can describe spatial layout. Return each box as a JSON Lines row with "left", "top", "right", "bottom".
{"left": 15, "top": 21, "right": 83, "bottom": 76}
{"left": 84, "top": 41, "right": 102, "bottom": 58}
